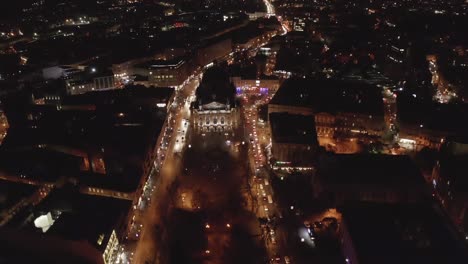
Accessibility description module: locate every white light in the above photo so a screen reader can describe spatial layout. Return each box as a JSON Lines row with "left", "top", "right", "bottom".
{"left": 34, "top": 212, "right": 54, "bottom": 233}
{"left": 301, "top": 238, "right": 305, "bottom": 242}
{"left": 91, "top": 68, "right": 96, "bottom": 73}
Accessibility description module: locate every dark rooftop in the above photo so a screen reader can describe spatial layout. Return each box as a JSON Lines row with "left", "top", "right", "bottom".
{"left": 269, "top": 112, "right": 318, "bottom": 145}
{"left": 269, "top": 77, "right": 384, "bottom": 116}
{"left": 135, "top": 56, "right": 188, "bottom": 69}
{"left": 0, "top": 87, "right": 173, "bottom": 192}
{"left": 0, "top": 180, "right": 37, "bottom": 213}
{"left": 397, "top": 93, "right": 468, "bottom": 135}
{"left": 62, "top": 85, "right": 174, "bottom": 106}
{"left": 438, "top": 155, "right": 468, "bottom": 194}
{"left": 0, "top": 148, "right": 81, "bottom": 183}
{"left": 3, "top": 186, "right": 131, "bottom": 256}
{"left": 341, "top": 202, "right": 468, "bottom": 264}
{"left": 37, "top": 188, "right": 131, "bottom": 252}
{"left": 195, "top": 66, "right": 236, "bottom": 106}
{"left": 317, "top": 154, "right": 425, "bottom": 187}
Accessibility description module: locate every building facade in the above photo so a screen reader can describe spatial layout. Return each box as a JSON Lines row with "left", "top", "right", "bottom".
{"left": 191, "top": 67, "right": 239, "bottom": 134}
{"left": 192, "top": 101, "right": 238, "bottom": 133}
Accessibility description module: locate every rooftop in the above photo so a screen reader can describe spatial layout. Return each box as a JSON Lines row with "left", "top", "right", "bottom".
{"left": 2, "top": 186, "right": 131, "bottom": 259}
{"left": 135, "top": 56, "right": 188, "bottom": 69}
{"left": 62, "top": 85, "right": 174, "bottom": 106}
{"left": 36, "top": 188, "right": 131, "bottom": 252}
{"left": 269, "top": 77, "right": 384, "bottom": 116}
{"left": 317, "top": 154, "right": 425, "bottom": 187}
{"left": 269, "top": 112, "right": 318, "bottom": 145}
{"left": 0, "top": 180, "right": 37, "bottom": 213}
{"left": 195, "top": 66, "right": 236, "bottom": 106}
{"left": 0, "top": 87, "right": 173, "bottom": 192}
{"left": 438, "top": 154, "right": 468, "bottom": 194}
{"left": 397, "top": 93, "right": 468, "bottom": 135}
{"left": 341, "top": 202, "right": 468, "bottom": 264}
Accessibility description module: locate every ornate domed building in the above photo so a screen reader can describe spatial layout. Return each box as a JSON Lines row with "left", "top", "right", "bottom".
{"left": 191, "top": 67, "right": 239, "bottom": 134}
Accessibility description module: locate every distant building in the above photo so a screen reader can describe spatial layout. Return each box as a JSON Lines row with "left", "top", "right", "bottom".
{"left": 269, "top": 112, "right": 318, "bottom": 170}
{"left": 340, "top": 202, "right": 468, "bottom": 264}
{"left": 112, "top": 57, "right": 151, "bottom": 81}
{"left": 246, "top": 12, "right": 267, "bottom": 21}
{"left": 134, "top": 56, "right": 193, "bottom": 88}
{"left": 65, "top": 71, "right": 117, "bottom": 95}
{"left": 231, "top": 76, "right": 280, "bottom": 96}
{"left": 397, "top": 93, "right": 468, "bottom": 150}
{"left": 383, "top": 39, "right": 411, "bottom": 80}
{"left": 191, "top": 67, "right": 239, "bottom": 134}
{"left": 42, "top": 66, "right": 82, "bottom": 80}
{"left": 232, "top": 24, "right": 276, "bottom": 51}
{"left": 314, "top": 154, "right": 428, "bottom": 205}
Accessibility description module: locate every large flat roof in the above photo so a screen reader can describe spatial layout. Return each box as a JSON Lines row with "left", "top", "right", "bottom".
{"left": 269, "top": 112, "right": 318, "bottom": 145}
{"left": 39, "top": 188, "right": 131, "bottom": 252}
{"left": 341, "top": 202, "right": 468, "bottom": 264}
{"left": 439, "top": 154, "right": 468, "bottom": 193}
{"left": 269, "top": 77, "right": 384, "bottom": 116}
{"left": 5, "top": 187, "right": 131, "bottom": 253}
{"left": 317, "top": 153, "right": 425, "bottom": 187}
{"left": 0, "top": 180, "right": 37, "bottom": 212}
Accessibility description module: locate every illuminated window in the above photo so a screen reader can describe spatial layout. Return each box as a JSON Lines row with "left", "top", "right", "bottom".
{"left": 97, "top": 234, "right": 105, "bottom": 245}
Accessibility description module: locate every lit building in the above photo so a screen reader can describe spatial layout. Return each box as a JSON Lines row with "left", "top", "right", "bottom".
{"left": 231, "top": 76, "right": 280, "bottom": 96}
{"left": 134, "top": 56, "right": 193, "bottom": 88}
{"left": 66, "top": 74, "right": 117, "bottom": 95}
{"left": 191, "top": 67, "right": 239, "bottom": 134}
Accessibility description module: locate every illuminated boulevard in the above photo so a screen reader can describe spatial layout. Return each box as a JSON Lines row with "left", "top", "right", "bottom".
{"left": 131, "top": 73, "right": 200, "bottom": 264}
{"left": 128, "top": 1, "right": 291, "bottom": 263}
